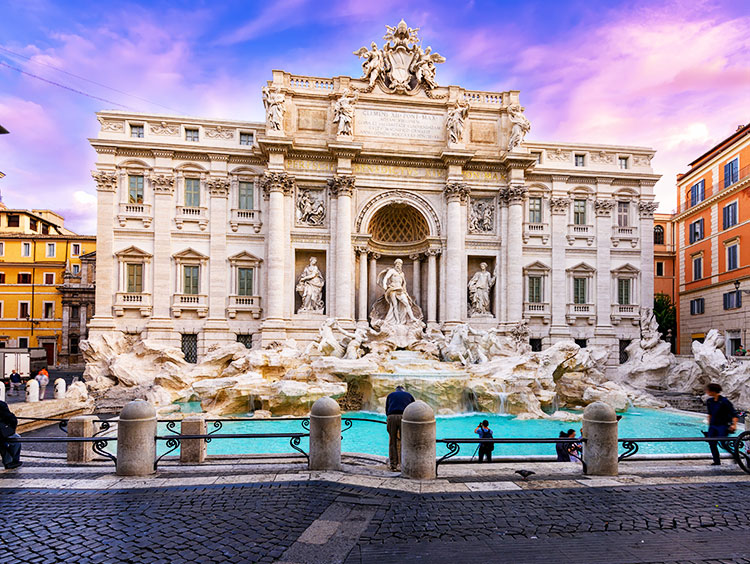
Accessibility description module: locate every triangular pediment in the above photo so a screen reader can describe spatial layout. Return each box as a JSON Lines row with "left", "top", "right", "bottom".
{"left": 172, "top": 248, "right": 208, "bottom": 260}
{"left": 115, "top": 245, "right": 152, "bottom": 258}
{"left": 611, "top": 263, "right": 640, "bottom": 274}
{"left": 566, "top": 262, "right": 596, "bottom": 273}
{"left": 523, "top": 260, "right": 550, "bottom": 273}
{"left": 228, "top": 250, "right": 263, "bottom": 264}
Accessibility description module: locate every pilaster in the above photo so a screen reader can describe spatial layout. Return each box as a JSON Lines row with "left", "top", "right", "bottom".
{"left": 89, "top": 170, "right": 117, "bottom": 333}
{"left": 443, "top": 181, "right": 469, "bottom": 325}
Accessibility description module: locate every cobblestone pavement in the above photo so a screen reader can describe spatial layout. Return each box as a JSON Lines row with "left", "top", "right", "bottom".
{"left": 2, "top": 480, "right": 750, "bottom": 563}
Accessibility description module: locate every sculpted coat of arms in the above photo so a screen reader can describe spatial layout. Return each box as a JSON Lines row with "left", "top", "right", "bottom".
{"left": 354, "top": 20, "right": 445, "bottom": 95}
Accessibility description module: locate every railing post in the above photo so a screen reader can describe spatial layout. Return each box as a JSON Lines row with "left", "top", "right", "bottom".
{"left": 67, "top": 415, "right": 97, "bottom": 463}
{"left": 582, "top": 401, "right": 618, "bottom": 476}
{"left": 309, "top": 397, "right": 341, "bottom": 471}
{"left": 401, "top": 401, "right": 436, "bottom": 480}
{"left": 180, "top": 416, "right": 206, "bottom": 464}
{"left": 116, "top": 400, "right": 157, "bottom": 476}
{"left": 54, "top": 378, "right": 66, "bottom": 399}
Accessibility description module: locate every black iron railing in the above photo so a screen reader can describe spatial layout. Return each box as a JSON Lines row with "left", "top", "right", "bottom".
{"left": 16, "top": 416, "right": 71, "bottom": 434}
{"left": 436, "top": 437, "right": 587, "bottom": 476}
{"left": 7, "top": 435, "right": 117, "bottom": 465}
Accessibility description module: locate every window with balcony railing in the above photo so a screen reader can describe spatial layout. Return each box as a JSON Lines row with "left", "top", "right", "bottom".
{"left": 238, "top": 181, "right": 254, "bottom": 210}
{"left": 127, "top": 263, "right": 143, "bottom": 293}
{"left": 528, "top": 276, "right": 542, "bottom": 303}
{"left": 128, "top": 175, "right": 144, "bottom": 204}
{"left": 724, "top": 158, "right": 739, "bottom": 188}
{"left": 689, "top": 180, "right": 705, "bottom": 207}
{"left": 528, "top": 197, "right": 542, "bottom": 224}
{"left": 573, "top": 277, "right": 587, "bottom": 304}
{"left": 573, "top": 199, "right": 586, "bottom": 225}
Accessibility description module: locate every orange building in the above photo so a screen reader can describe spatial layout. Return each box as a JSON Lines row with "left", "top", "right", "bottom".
{"left": 653, "top": 213, "right": 676, "bottom": 301}
{"left": 674, "top": 123, "right": 750, "bottom": 355}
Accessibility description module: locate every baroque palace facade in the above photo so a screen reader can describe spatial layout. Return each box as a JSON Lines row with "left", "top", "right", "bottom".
{"left": 89, "top": 21, "right": 659, "bottom": 367}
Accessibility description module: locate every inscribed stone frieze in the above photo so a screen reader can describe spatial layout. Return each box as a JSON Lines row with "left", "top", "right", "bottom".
{"left": 355, "top": 108, "right": 444, "bottom": 141}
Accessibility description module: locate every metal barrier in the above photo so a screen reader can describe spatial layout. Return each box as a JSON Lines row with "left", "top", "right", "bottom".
{"left": 7, "top": 435, "right": 117, "bottom": 465}
{"left": 436, "top": 437, "right": 587, "bottom": 476}
{"left": 16, "top": 416, "right": 70, "bottom": 434}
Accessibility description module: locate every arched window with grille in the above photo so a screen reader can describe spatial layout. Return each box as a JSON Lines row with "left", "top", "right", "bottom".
{"left": 653, "top": 225, "right": 664, "bottom": 245}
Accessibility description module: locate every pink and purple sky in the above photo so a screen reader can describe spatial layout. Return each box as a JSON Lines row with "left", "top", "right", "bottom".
{"left": 1, "top": 0, "right": 749, "bottom": 234}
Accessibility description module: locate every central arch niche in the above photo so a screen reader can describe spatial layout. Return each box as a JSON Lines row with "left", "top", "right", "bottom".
{"left": 369, "top": 203, "right": 430, "bottom": 245}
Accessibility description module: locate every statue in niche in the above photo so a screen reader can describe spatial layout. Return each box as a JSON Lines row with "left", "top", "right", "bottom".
{"left": 296, "top": 189, "right": 326, "bottom": 226}
{"left": 446, "top": 101, "right": 469, "bottom": 144}
{"left": 469, "top": 199, "right": 494, "bottom": 233}
{"left": 368, "top": 258, "right": 424, "bottom": 350}
{"left": 262, "top": 86, "right": 285, "bottom": 131}
{"left": 332, "top": 89, "right": 358, "bottom": 136}
{"left": 468, "top": 262, "right": 496, "bottom": 316}
{"left": 353, "top": 42, "right": 385, "bottom": 87}
{"left": 376, "top": 259, "right": 420, "bottom": 326}
{"left": 296, "top": 257, "right": 325, "bottom": 313}
{"left": 507, "top": 103, "right": 531, "bottom": 152}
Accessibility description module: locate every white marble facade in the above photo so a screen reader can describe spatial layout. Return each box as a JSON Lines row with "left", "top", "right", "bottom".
{"left": 89, "top": 22, "right": 659, "bottom": 368}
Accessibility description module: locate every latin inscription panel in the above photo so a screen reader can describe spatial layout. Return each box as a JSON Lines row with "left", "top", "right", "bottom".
{"left": 355, "top": 109, "right": 444, "bottom": 141}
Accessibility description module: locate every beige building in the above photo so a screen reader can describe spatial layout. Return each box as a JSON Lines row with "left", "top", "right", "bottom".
{"left": 89, "top": 21, "right": 659, "bottom": 367}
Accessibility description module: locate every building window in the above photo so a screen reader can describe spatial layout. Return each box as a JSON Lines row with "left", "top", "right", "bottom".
{"left": 692, "top": 256, "right": 703, "bottom": 281}
{"left": 17, "top": 273, "right": 31, "bottom": 284}
{"left": 42, "top": 224, "right": 49, "bottom": 235}
{"left": 130, "top": 124, "right": 144, "bottom": 138}
{"left": 0, "top": 273, "right": 5, "bottom": 283}
{"left": 46, "top": 243, "right": 56, "bottom": 257}
{"left": 573, "top": 199, "right": 587, "bottom": 225}
{"left": 126, "top": 263, "right": 143, "bottom": 293}
{"left": 18, "top": 302, "right": 29, "bottom": 319}
{"left": 18, "top": 337, "right": 28, "bottom": 348}
{"left": 29, "top": 219, "right": 37, "bottom": 231}
{"left": 619, "top": 340, "right": 631, "bottom": 364}
{"left": 528, "top": 197, "right": 542, "bottom": 224}
{"left": 237, "top": 334, "right": 253, "bottom": 349}
{"left": 727, "top": 243, "right": 739, "bottom": 271}
{"left": 184, "top": 178, "right": 201, "bottom": 207}
{"left": 128, "top": 175, "right": 144, "bottom": 204}
{"left": 239, "top": 132, "right": 254, "bottom": 146}
{"left": 617, "top": 202, "right": 630, "bottom": 227}
{"left": 70, "top": 335, "right": 80, "bottom": 355}
{"left": 71, "top": 305, "right": 80, "bottom": 319}
{"left": 690, "top": 298, "right": 705, "bottom": 315}
{"left": 654, "top": 225, "right": 664, "bottom": 245}
{"left": 724, "top": 158, "right": 739, "bottom": 188}
{"left": 72, "top": 243, "right": 81, "bottom": 256}
{"left": 183, "top": 265, "right": 200, "bottom": 295}
{"left": 7, "top": 214, "right": 19, "bottom": 227}
{"left": 618, "top": 157, "right": 629, "bottom": 170}
{"left": 574, "top": 338, "right": 587, "bottom": 348}
{"left": 723, "top": 202, "right": 738, "bottom": 229}
{"left": 617, "top": 278, "right": 631, "bottom": 305}
{"left": 689, "top": 180, "right": 705, "bottom": 207}
{"left": 185, "top": 128, "right": 199, "bottom": 142}
{"left": 529, "top": 338, "right": 543, "bottom": 352}
{"left": 656, "top": 261, "right": 664, "bottom": 277}
{"left": 689, "top": 219, "right": 704, "bottom": 243}
{"left": 21, "top": 242, "right": 31, "bottom": 257}
{"left": 528, "top": 276, "right": 542, "bottom": 303}
{"left": 238, "top": 267, "right": 254, "bottom": 296}
{"left": 181, "top": 334, "right": 198, "bottom": 363}
{"left": 723, "top": 290, "right": 741, "bottom": 310}
{"left": 573, "top": 277, "right": 587, "bottom": 304}
{"left": 43, "top": 273, "right": 54, "bottom": 285}
{"left": 574, "top": 154, "right": 585, "bottom": 167}
{"left": 238, "top": 181, "right": 254, "bottom": 210}
{"left": 43, "top": 302, "right": 54, "bottom": 319}
{"left": 72, "top": 264, "right": 80, "bottom": 275}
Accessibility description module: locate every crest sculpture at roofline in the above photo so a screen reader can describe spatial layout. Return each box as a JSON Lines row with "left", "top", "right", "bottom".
{"left": 354, "top": 19, "right": 446, "bottom": 96}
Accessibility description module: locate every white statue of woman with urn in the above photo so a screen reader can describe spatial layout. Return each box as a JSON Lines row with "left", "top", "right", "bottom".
{"left": 468, "top": 262, "right": 496, "bottom": 316}
{"left": 296, "top": 257, "right": 325, "bottom": 313}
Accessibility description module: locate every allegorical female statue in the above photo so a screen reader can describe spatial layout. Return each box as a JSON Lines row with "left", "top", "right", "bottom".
{"left": 262, "top": 86, "right": 285, "bottom": 131}
{"left": 296, "top": 257, "right": 324, "bottom": 313}
{"left": 468, "top": 262, "right": 496, "bottom": 316}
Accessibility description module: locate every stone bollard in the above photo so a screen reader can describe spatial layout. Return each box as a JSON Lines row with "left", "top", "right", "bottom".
{"left": 0, "top": 380, "right": 4, "bottom": 402}
{"left": 67, "top": 415, "right": 98, "bottom": 463}
{"left": 582, "top": 401, "right": 619, "bottom": 476}
{"left": 308, "top": 397, "right": 341, "bottom": 471}
{"left": 401, "top": 401, "right": 436, "bottom": 480}
{"left": 180, "top": 417, "right": 206, "bottom": 464}
{"left": 54, "top": 378, "right": 66, "bottom": 399}
{"left": 26, "top": 379, "right": 39, "bottom": 403}
{"left": 116, "top": 400, "right": 157, "bottom": 476}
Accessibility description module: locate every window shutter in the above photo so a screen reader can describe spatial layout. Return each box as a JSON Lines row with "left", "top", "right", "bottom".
{"left": 739, "top": 292, "right": 742, "bottom": 308}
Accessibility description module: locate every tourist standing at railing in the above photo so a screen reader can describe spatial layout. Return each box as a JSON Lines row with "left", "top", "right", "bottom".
{"left": 0, "top": 400, "right": 22, "bottom": 469}
{"left": 35, "top": 369, "right": 49, "bottom": 401}
{"left": 474, "top": 420, "right": 494, "bottom": 463}
{"left": 556, "top": 429, "right": 580, "bottom": 462}
{"left": 705, "top": 383, "right": 739, "bottom": 466}
{"left": 8, "top": 370, "right": 21, "bottom": 396}
{"left": 385, "top": 385, "right": 415, "bottom": 472}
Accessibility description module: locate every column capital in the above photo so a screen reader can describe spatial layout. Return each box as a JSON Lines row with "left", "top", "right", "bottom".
{"left": 444, "top": 181, "right": 470, "bottom": 203}
{"left": 638, "top": 201, "right": 658, "bottom": 218}
{"left": 409, "top": 253, "right": 422, "bottom": 261}
{"left": 261, "top": 171, "right": 295, "bottom": 198}
{"left": 370, "top": 252, "right": 381, "bottom": 260}
{"left": 207, "top": 177, "right": 230, "bottom": 197}
{"left": 425, "top": 248, "right": 442, "bottom": 257}
{"left": 506, "top": 184, "right": 528, "bottom": 205}
{"left": 594, "top": 198, "right": 616, "bottom": 216}
{"left": 150, "top": 174, "right": 175, "bottom": 194}
{"left": 328, "top": 175, "right": 355, "bottom": 197}
{"left": 91, "top": 170, "right": 117, "bottom": 192}
{"left": 354, "top": 245, "right": 368, "bottom": 255}
{"left": 549, "top": 197, "right": 571, "bottom": 215}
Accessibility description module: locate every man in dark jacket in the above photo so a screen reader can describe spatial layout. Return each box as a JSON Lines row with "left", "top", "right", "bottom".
{"left": 0, "top": 400, "right": 22, "bottom": 469}
{"left": 705, "top": 383, "right": 738, "bottom": 465}
{"left": 385, "top": 385, "right": 415, "bottom": 471}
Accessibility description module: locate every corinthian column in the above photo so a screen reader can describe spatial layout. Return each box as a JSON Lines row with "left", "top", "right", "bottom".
{"left": 410, "top": 254, "right": 422, "bottom": 308}
{"left": 90, "top": 171, "right": 118, "bottom": 326}
{"left": 506, "top": 184, "right": 527, "bottom": 322}
{"left": 261, "top": 172, "right": 294, "bottom": 321}
{"left": 329, "top": 175, "right": 355, "bottom": 322}
{"left": 357, "top": 247, "right": 368, "bottom": 325}
{"left": 444, "top": 182, "right": 469, "bottom": 324}
{"left": 426, "top": 249, "right": 440, "bottom": 325}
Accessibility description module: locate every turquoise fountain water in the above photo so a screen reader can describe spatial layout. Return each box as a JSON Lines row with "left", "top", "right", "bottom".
{"left": 159, "top": 407, "right": 712, "bottom": 458}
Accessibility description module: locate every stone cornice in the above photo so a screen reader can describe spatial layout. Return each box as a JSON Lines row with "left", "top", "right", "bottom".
{"left": 327, "top": 175, "right": 356, "bottom": 197}
{"left": 208, "top": 153, "right": 230, "bottom": 162}
{"left": 440, "top": 150, "right": 474, "bottom": 166}
{"left": 501, "top": 153, "right": 537, "bottom": 170}
{"left": 152, "top": 150, "right": 174, "bottom": 159}
{"left": 328, "top": 141, "right": 362, "bottom": 160}
{"left": 257, "top": 137, "right": 294, "bottom": 155}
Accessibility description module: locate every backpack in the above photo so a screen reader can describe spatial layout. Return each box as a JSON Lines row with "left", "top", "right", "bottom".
{"left": 479, "top": 427, "right": 494, "bottom": 451}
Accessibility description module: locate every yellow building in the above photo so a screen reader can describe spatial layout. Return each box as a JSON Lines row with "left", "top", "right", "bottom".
{"left": 0, "top": 208, "right": 95, "bottom": 365}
